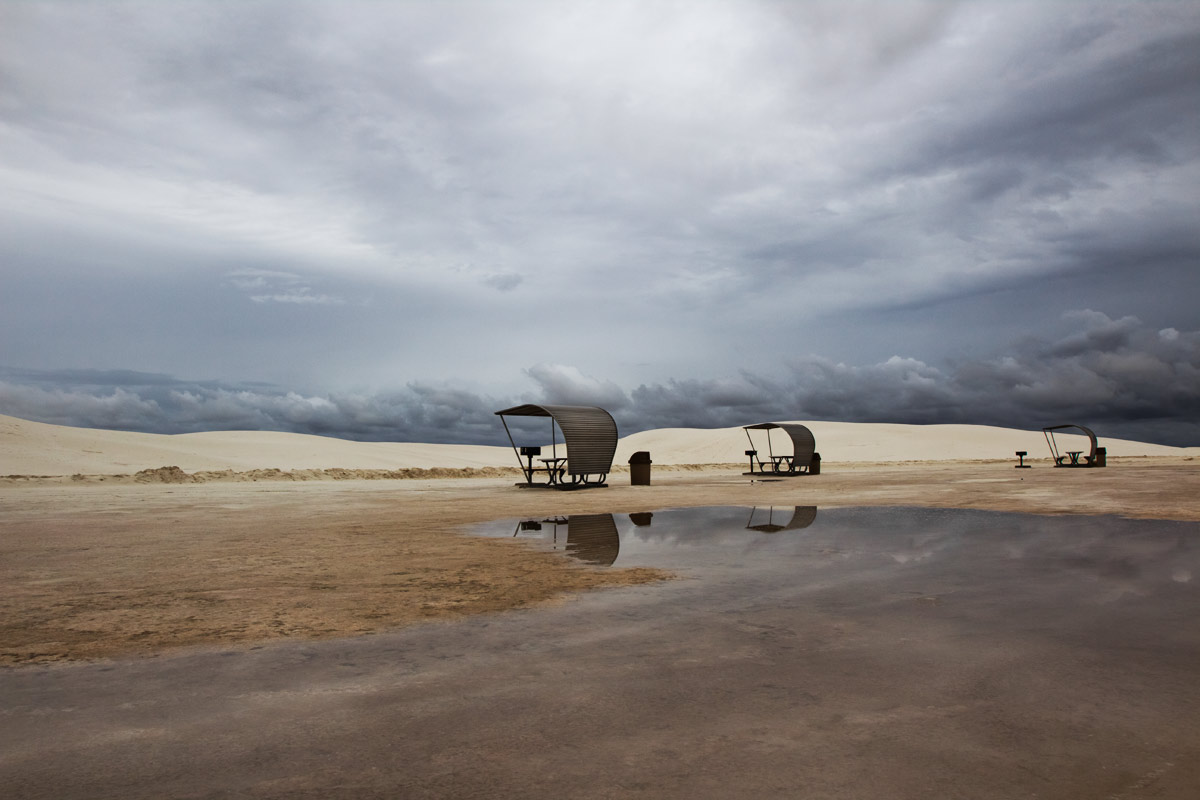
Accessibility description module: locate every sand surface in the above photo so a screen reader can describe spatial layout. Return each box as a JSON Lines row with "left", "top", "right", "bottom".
{"left": 3, "top": 453, "right": 1198, "bottom": 665}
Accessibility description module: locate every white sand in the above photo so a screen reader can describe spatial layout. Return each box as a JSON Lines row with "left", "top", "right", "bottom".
{"left": 618, "top": 421, "right": 1196, "bottom": 465}
{"left": 1, "top": 412, "right": 1194, "bottom": 476}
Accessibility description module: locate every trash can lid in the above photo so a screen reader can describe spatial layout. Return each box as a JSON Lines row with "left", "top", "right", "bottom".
{"left": 628, "top": 451, "right": 652, "bottom": 464}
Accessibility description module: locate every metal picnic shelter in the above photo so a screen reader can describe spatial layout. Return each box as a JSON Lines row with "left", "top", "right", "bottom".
{"left": 1042, "top": 424, "right": 1106, "bottom": 468}
{"left": 495, "top": 404, "right": 618, "bottom": 488}
{"left": 743, "top": 422, "right": 819, "bottom": 476}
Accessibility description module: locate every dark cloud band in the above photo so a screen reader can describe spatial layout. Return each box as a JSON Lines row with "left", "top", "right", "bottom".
{"left": 3, "top": 312, "right": 1196, "bottom": 447}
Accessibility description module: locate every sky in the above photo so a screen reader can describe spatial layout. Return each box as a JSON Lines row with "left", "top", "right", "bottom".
{"left": 1, "top": 0, "right": 1198, "bottom": 446}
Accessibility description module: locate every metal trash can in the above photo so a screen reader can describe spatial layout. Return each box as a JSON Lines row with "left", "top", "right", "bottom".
{"left": 810, "top": 452, "right": 821, "bottom": 475}
{"left": 1095, "top": 447, "right": 1106, "bottom": 468}
{"left": 629, "top": 451, "right": 652, "bottom": 485}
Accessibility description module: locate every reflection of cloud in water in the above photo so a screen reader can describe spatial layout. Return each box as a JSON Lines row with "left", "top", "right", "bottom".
{"left": 889, "top": 551, "right": 935, "bottom": 565}
{"left": 486, "top": 507, "right": 1200, "bottom": 603}
{"left": 621, "top": 506, "right": 817, "bottom": 546}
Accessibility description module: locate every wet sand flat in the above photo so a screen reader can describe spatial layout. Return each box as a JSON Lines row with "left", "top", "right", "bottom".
{"left": 1, "top": 460, "right": 1199, "bottom": 798}
{"left": 2, "top": 458, "right": 1199, "bottom": 665}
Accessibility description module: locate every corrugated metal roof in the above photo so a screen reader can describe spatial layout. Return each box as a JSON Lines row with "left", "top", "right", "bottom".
{"left": 495, "top": 404, "right": 618, "bottom": 476}
{"left": 743, "top": 422, "right": 816, "bottom": 469}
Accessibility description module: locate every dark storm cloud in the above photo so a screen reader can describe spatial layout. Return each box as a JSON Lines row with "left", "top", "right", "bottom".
{"left": 4, "top": 312, "right": 1198, "bottom": 446}
{"left": 570, "top": 311, "right": 1200, "bottom": 444}
{"left": 0, "top": 366, "right": 507, "bottom": 445}
{"left": 524, "top": 364, "right": 631, "bottom": 411}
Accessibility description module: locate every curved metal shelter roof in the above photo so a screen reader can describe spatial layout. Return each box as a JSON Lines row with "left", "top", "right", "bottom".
{"left": 743, "top": 422, "right": 816, "bottom": 469}
{"left": 495, "top": 404, "right": 618, "bottom": 476}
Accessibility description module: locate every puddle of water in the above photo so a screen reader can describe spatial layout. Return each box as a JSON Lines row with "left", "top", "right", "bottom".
{"left": 469, "top": 506, "right": 1200, "bottom": 594}
{"left": 475, "top": 506, "right": 827, "bottom": 567}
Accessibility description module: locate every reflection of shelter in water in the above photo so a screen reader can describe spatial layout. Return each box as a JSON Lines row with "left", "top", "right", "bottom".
{"left": 565, "top": 514, "right": 621, "bottom": 565}
{"left": 745, "top": 506, "right": 818, "bottom": 533}
{"left": 512, "top": 514, "right": 620, "bottom": 566}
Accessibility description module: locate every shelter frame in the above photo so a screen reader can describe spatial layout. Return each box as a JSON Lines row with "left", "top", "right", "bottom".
{"left": 1042, "top": 424, "right": 1105, "bottom": 468}
{"left": 495, "top": 404, "right": 618, "bottom": 489}
{"left": 743, "top": 422, "right": 818, "bottom": 476}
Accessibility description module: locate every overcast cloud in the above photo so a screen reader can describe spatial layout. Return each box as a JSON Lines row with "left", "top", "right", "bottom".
{"left": 2, "top": 1, "right": 1198, "bottom": 445}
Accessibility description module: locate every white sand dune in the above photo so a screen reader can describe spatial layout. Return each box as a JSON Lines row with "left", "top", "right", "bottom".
{"left": 0, "top": 414, "right": 513, "bottom": 475}
{"left": 617, "top": 421, "right": 1197, "bottom": 465}
{"left": 1, "top": 413, "right": 1194, "bottom": 476}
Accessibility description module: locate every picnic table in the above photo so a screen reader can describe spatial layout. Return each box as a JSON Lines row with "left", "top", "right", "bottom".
{"left": 539, "top": 457, "right": 567, "bottom": 485}
{"left": 769, "top": 455, "right": 794, "bottom": 472}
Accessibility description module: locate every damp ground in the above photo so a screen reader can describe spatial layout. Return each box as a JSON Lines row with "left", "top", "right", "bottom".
{"left": 3, "top": 505, "right": 1198, "bottom": 799}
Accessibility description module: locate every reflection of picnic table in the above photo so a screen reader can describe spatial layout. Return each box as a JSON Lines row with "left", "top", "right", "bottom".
{"left": 745, "top": 505, "right": 818, "bottom": 532}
